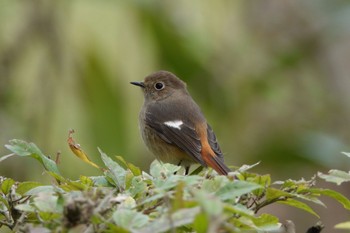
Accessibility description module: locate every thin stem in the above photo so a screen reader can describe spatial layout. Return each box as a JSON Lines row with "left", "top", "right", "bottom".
{"left": 253, "top": 196, "right": 288, "bottom": 214}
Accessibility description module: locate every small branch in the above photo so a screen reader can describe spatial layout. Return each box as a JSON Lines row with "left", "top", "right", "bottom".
{"left": 12, "top": 211, "right": 27, "bottom": 232}
{"left": 142, "top": 200, "right": 163, "bottom": 215}
{"left": 0, "top": 219, "right": 14, "bottom": 230}
{"left": 0, "top": 153, "right": 16, "bottom": 163}
{"left": 253, "top": 196, "right": 288, "bottom": 213}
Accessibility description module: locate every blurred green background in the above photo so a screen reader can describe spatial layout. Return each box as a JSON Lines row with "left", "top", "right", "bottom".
{"left": 0, "top": 0, "right": 349, "bottom": 231}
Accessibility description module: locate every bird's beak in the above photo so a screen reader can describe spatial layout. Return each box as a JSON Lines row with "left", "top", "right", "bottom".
{"left": 130, "top": 81, "right": 145, "bottom": 88}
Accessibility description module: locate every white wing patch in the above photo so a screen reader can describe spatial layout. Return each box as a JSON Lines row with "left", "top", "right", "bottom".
{"left": 164, "top": 120, "right": 183, "bottom": 130}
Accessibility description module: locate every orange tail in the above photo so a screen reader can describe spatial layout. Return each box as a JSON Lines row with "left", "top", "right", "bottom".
{"left": 202, "top": 151, "right": 231, "bottom": 175}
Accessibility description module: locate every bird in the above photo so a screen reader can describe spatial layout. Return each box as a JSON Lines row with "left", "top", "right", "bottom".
{"left": 131, "top": 70, "right": 231, "bottom": 175}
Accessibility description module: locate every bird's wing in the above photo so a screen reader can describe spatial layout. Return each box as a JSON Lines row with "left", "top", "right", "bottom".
{"left": 206, "top": 124, "right": 224, "bottom": 159}
{"left": 200, "top": 123, "right": 231, "bottom": 175}
{"left": 144, "top": 110, "right": 206, "bottom": 166}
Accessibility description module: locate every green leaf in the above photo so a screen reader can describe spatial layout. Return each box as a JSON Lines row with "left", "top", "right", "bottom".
{"left": 251, "top": 174, "right": 271, "bottom": 197}
{"left": 25, "top": 185, "right": 57, "bottom": 196}
{"left": 193, "top": 212, "right": 208, "bottom": 233}
{"left": 251, "top": 174, "right": 271, "bottom": 187}
{"left": 128, "top": 163, "right": 142, "bottom": 176}
{"left": 33, "top": 194, "right": 59, "bottom": 213}
{"left": 129, "top": 176, "right": 147, "bottom": 197}
{"left": 56, "top": 195, "right": 64, "bottom": 214}
{"left": 216, "top": 181, "right": 261, "bottom": 201}
{"left": 89, "top": 176, "right": 111, "bottom": 187}
{"left": 139, "top": 193, "right": 164, "bottom": 205}
{"left": 15, "top": 203, "right": 36, "bottom": 212}
{"left": 150, "top": 160, "right": 180, "bottom": 178}
{"left": 114, "top": 155, "right": 142, "bottom": 176}
{"left": 171, "top": 181, "right": 185, "bottom": 211}
{"left": 252, "top": 214, "right": 281, "bottom": 231}
{"left": 318, "top": 170, "right": 350, "bottom": 185}
{"left": 99, "top": 148, "right": 126, "bottom": 190}
{"left": 113, "top": 209, "right": 149, "bottom": 229}
{"left": 233, "top": 214, "right": 281, "bottom": 232}
{"left": 225, "top": 203, "right": 255, "bottom": 217}
{"left": 5, "top": 139, "right": 60, "bottom": 175}
{"left": 39, "top": 155, "right": 61, "bottom": 175}
{"left": 1, "top": 178, "right": 15, "bottom": 195}
{"left": 64, "top": 180, "right": 89, "bottom": 191}
{"left": 293, "top": 193, "right": 326, "bottom": 208}
{"left": 119, "top": 196, "right": 137, "bottom": 209}
{"left": 153, "top": 175, "right": 182, "bottom": 190}
{"left": 114, "top": 155, "right": 129, "bottom": 169}
{"left": 310, "top": 188, "right": 350, "bottom": 210}
{"left": 335, "top": 221, "right": 350, "bottom": 229}
{"left": 202, "top": 176, "right": 228, "bottom": 193}
{"left": 79, "top": 175, "right": 94, "bottom": 186}
{"left": 195, "top": 190, "right": 223, "bottom": 216}
{"left": 0, "top": 194, "right": 9, "bottom": 210}
{"left": 104, "top": 223, "right": 130, "bottom": 233}
{"left": 181, "top": 175, "right": 203, "bottom": 186}
{"left": 230, "top": 217, "right": 253, "bottom": 231}
{"left": 125, "top": 171, "right": 134, "bottom": 189}
{"left": 46, "top": 171, "right": 66, "bottom": 183}
{"left": 5, "top": 139, "right": 32, "bottom": 156}
{"left": 266, "top": 188, "right": 293, "bottom": 201}
{"left": 277, "top": 199, "right": 319, "bottom": 217}
{"left": 38, "top": 212, "right": 61, "bottom": 221}
{"left": 137, "top": 207, "right": 200, "bottom": 233}
{"left": 16, "top": 182, "right": 42, "bottom": 195}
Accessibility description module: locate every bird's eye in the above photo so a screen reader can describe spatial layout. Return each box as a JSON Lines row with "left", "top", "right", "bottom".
{"left": 154, "top": 82, "right": 165, "bottom": 90}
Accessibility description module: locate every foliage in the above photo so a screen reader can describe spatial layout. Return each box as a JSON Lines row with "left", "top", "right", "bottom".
{"left": 1, "top": 139, "right": 350, "bottom": 232}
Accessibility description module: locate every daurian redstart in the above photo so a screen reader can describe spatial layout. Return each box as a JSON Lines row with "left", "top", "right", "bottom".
{"left": 131, "top": 71, "right": 231, "bottom": 175}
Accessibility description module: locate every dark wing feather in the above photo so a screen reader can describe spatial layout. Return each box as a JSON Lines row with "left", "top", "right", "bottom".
{"left": 205, "top": 123, "right": 231, "bottom": 174}
{"left": 206, "top": 124, "right": 223, "bottom": 158}
{"left": 144, "top": 110, "right": 205, "bottom": 166}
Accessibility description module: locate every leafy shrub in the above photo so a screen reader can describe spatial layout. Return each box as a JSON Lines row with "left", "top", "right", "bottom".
{"left": 1, "top": 136, "right": 350, "bottom": 232}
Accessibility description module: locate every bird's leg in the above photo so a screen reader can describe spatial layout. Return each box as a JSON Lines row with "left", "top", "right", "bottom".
{"left": 185, "top": 166, "right": 190, "bottom": 175}
{"left": 175, "top": 160, "right": 190, "bottom": 175}
{"left": 174, "top": 160, "right": 183, "bottom": 175}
